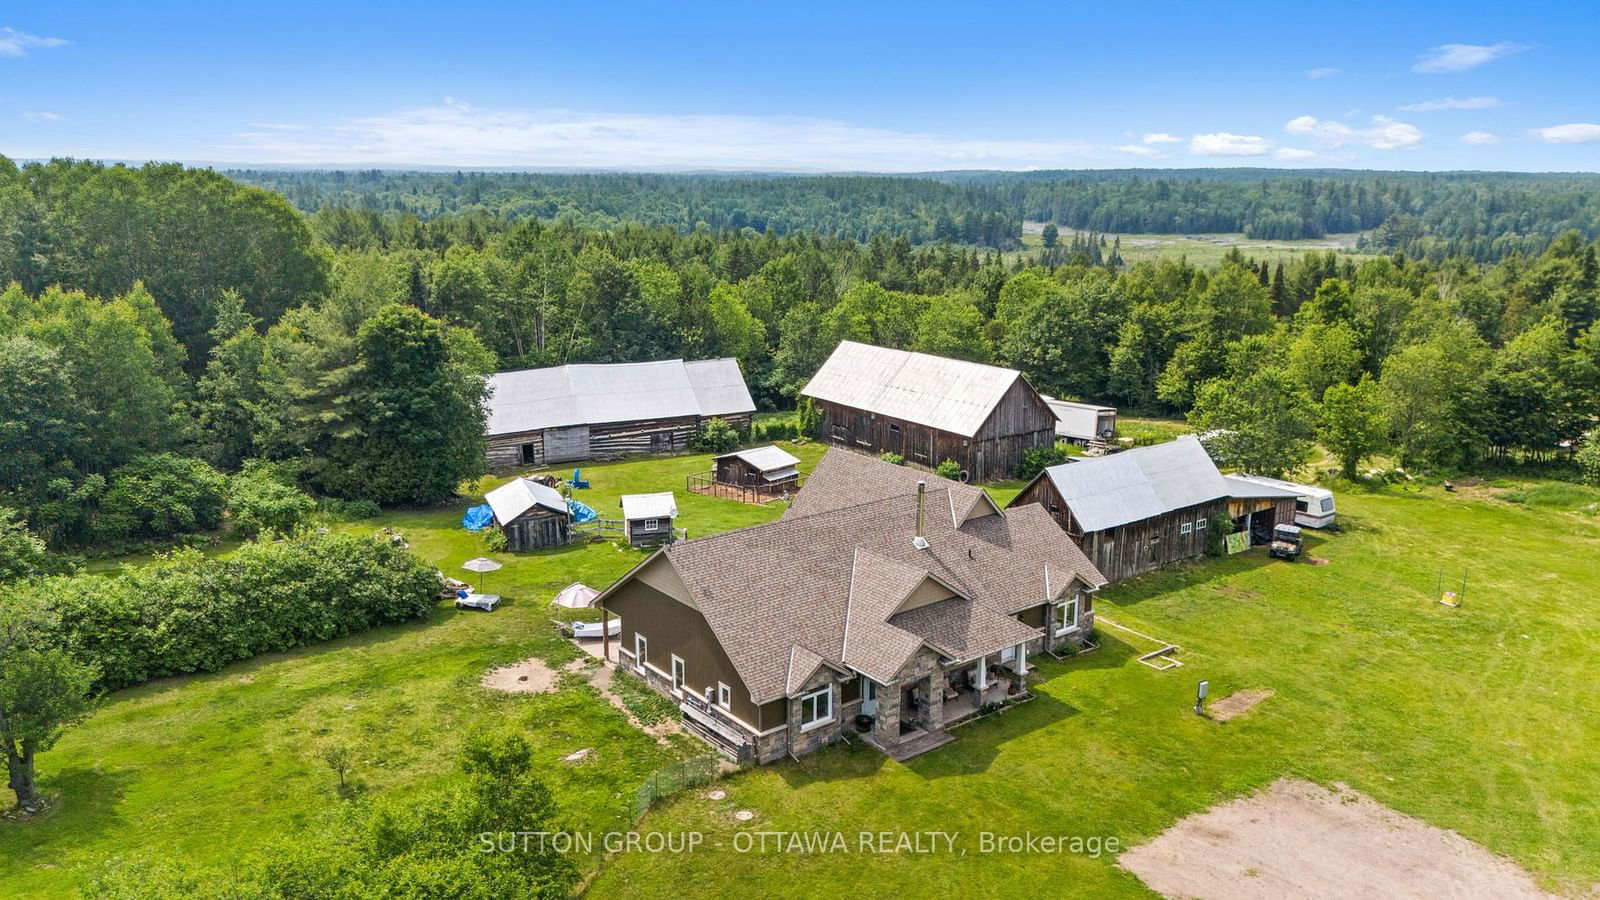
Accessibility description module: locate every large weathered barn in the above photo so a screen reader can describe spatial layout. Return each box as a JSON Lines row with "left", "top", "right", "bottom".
{"left": 484, "top": 358, "right": 756, "bottom": 469}
{"left": 1009, "top": 436, "right": 1234, "bottom": 582}
{"left": 800, "top": 342, "right": 1056, "bottom": 482}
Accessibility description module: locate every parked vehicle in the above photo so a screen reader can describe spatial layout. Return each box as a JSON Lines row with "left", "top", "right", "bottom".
{"left": 1269, "top": 524, "right": 1303, "bottom": 560}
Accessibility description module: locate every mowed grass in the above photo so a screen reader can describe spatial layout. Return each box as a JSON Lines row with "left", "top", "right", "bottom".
{"left": 0, "top": 443, "right": 825, "bottom": 897}
{"left": 1017, "top": 223, "right": 1376, "bottom": 267}
{"left": 589, "top": 480, "right": 1600, "bottom": 898}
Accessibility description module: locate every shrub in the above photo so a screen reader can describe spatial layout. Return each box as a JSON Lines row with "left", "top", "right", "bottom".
{"left": 36, "top": 532, "right": 440, "bottom": 691}
{"left": 327, "top": 498, "right": 383, "bottom": 521}
{"left": 1015, "top": 444, "right": 1069, "bottom": 480}
{"left": 228, "top": 466, "right": 317, "bottom": 538}
{"left": 935, "top": 459, "right": 963, "bottom": 481}
{"left": 690, "top": 417, "right": 740, "bottom": 454}
{"left": 0, "top": 506, "right": 78, "bottom": 582}
{"left": 1205, "top": 512, "right": 1235, "bottom": 556}
{"left": 880, "top": 451, "right": 906, "bottom": 466}
{"left": 1579, "top": 433, "right": 1600, "bottom": 487}
{"left": 482, "top": 527, "right": 508, "bottom": 553}
{"left": 796, "top": 397, "right": 822, "bottom": 439}
{"left": 96, "top": 454, "right": 227, "bottom": 540}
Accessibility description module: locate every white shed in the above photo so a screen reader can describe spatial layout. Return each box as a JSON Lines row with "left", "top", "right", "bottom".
{"left": 620, "top": 492, "right": 679, "bottom": 547}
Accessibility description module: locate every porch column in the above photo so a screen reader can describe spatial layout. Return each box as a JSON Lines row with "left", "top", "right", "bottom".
{"left": 1015, "top": 642, "right": 1028, "bottom": 675}
{"left": 975, "top": 655, "right": 988, "bottom": 691}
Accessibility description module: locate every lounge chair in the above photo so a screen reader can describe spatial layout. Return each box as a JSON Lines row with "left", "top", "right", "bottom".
{"left": 454, "top": 588, "right": 501, "bottom": 612}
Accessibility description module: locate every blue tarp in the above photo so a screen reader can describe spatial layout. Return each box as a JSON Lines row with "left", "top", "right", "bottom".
{"left": 567, "top": 498, "right": 597, "bottom": 524}
{"left": 462, "top": 504, "right": 495, "bottom": 531}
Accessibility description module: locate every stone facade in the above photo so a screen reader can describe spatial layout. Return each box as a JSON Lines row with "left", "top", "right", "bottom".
{"left": 785, "top": 665, "right": 846, "bottom": 757}
{"left": 870, "top": 647, "right": 945, "bottom": 750}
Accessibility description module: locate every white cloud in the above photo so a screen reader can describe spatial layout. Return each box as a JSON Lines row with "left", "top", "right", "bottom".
{"left": 0, "top": 26, "right": 67, "bottom": 58}
{"left": 1141, "top": 132, "right": 1182, "bottom": 144}
{"left": 1188, "top": 132, "right": 1273, "bottom": 156}
{"left": 1115, "top": 144, "right": 1165, "bottom": 159}
{"left": 1305, "top": 67, "right": 1341, "bottom": 80}
{"left": 1398, "top": 96, "right": 1501, "bottom": 112}
{"left": 1461, "top": 131, "right": 1500, "bottom": 145}
{"left": 1530, "top": 123, "right": 1600, "bottom": 144}
{"left": 1285, "top": 114, "right": 1422, "bottom": 150}
{"left": 216, "top": 100, "right": 1109, "bottom": 171}
{"left": 1275, "top": 147, "right": 1318, "bottom": 160}
{"left": 20, "top": 111, "right": 62, "bottom": 122}
{"left": 1412, "top": 41, "right": 1528, "bottom": 74}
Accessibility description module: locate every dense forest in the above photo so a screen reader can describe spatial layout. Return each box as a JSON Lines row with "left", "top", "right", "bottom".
{"left": 2, "top": 155, "right": 1600, "bottom": 555}
{"left": 232, "top": 167, "right": 1600, "bottom": 262}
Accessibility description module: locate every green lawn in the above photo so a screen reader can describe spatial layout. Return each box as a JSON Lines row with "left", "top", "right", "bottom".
{"left": 1017, "top": 224, "right": 1376, "bottom": 266}
{"left": 0, "top": 443, "right": 826, "bottom": 898}
{"left": 589, "top": 480, "right": 1600, "bottom": 898}
{"left": 7, "top": 448, "right": 1599, "bottom": 898}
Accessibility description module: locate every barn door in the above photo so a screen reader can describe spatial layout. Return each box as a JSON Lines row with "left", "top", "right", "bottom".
{"left": 543, "top": 425, "right": 591, "bottom": 463}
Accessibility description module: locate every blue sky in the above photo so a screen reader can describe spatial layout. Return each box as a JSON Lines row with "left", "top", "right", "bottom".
{"left": 2, "top": 1, "right": 1597, "bottom": 171}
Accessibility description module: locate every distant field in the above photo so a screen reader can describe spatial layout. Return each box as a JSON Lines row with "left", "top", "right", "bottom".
{"left": 1020, "top": 222, "right": 1374, "bottom": 266}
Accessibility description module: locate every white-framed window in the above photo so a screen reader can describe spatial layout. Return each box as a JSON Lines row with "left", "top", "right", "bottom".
{"left": 643, "top": 518, "right": 659, "bottom": 531}
{"left": 670, "top": 655, "right": 685, "bottom": 696}
{"left": 1054, "top": 593, "right": 1080, "bottom": 636}
{"left": 717, "top": 682, "right": 731, "bottom": 709}
{"left": 799, "top": 686, "right": 832, "bottom": 731}
{"left": 1196, "top": 517, "right": 1208, "bottom": 530}
{"left": 634, "top": 634, "right": 648, "bottom": 671}
{"left": 1180, "top": 521, "right": 1194, "bottom": 535}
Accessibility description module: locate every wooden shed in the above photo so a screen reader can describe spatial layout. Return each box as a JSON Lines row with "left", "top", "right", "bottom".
{"left": 800, "top": 341, "right": 1056, "bottom": 482}
{"left": 484, "top": 478, "right": 571, "bottom": 551}
{"left": 484, "top": 358, "right": 756, "bottom": 469}
{"left": 1222, "top": 475, "right": 1300, "bottom": 544}
{"left": 1009, "top": 436, "right": 1231, "bottom": 582}
{"left": 621, "top": 492, "right": 679, "bottom": 547}
{"left": 713, "top": 446, "right": 801, "bottom": 489}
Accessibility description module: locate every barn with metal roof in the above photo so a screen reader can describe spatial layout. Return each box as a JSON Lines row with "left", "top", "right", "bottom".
{"left": 1008, "top": 436, "right": 1235, "bottom": 581}
{"left": 800, "top": 341, "right": 1056, "bottom": 482}
{"left": 484, "top": 358, "right": 756, "bottom": 469}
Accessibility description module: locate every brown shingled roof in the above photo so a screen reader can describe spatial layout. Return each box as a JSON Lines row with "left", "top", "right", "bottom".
{"left": 784, "top": 448, "right": 1001, "bottom": 525}
{"left": 613, "top": 451, "right": 1106, "bottom": 704}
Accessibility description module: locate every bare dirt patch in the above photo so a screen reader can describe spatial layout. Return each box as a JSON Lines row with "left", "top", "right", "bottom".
{"left": 1308, "top": 556, "right": 1331, "bottom": 566}
{"left": 1120, "top": 779, "right": 1554, "bottom": 899}
{"left": 1208, "top": 689, "right": 1273, "bottom": 722}
{"left": 481, "top": 656, "right": 561, "bottom": 694}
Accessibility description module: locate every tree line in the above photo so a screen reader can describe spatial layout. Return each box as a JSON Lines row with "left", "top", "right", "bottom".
{"left": 230, "top": 165, "right": 1600, "bottom": 261}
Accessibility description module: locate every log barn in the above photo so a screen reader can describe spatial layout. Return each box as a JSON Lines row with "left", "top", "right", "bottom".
{"left": 484, "top": 358, "right": 756, "bottom": 470}
{"left": 484, "top": 477, "right": 572, "bottom": 551}
{"left": 800, "top": 341, "right": 1056, "bottom": 482}
{"left": 1009, "top": 436, "right": 1233, "bottom": 582}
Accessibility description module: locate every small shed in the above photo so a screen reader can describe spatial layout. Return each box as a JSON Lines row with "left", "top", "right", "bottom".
{"left": 1043, "top": 397, "right": 1118, "bottom": 443}
{"left": 620, "top": 492, "right": 678, "bottom": 547}
{"left": 713, "top": 446, "right": 801, "bottom": 488}
{"left": 485, "top": 477, "right": 571, "bottom": 550}
{"left": 1222, "top": 475, "right": 1301, "bottom": 545}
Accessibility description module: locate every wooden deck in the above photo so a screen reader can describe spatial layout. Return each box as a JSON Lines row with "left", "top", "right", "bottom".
{"left": 863, "top": 728, "right": 954, "bottom": 762}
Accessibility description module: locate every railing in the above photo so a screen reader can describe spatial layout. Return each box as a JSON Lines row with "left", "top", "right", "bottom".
{"left": 679, "top": 693, "right": 756, "bottom": 764}
{"left": 686, "top": 472, "right": 803, "bottom": 503}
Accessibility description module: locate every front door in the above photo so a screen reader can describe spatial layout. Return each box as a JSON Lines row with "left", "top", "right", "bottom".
{"left": 861, "top": 680, "right": 878, "bottom": 717}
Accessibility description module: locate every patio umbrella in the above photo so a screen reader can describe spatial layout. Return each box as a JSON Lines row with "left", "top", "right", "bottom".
{"left": 461, "top": 556, "right": 503, "bottom": 593}
{"left": 553, "top": 582, "right": 599, "bottom": 609}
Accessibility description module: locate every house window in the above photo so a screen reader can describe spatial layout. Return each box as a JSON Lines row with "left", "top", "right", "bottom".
{"left": 634, "top": 634, "right": 648, "bottom": 672}
{"left": 670, "top": 655, "right": 685, "bottom": 696}
{"left": 1180, "top": 521, "right": 1194, "bottom": 535}
{"left": 799, "top": 686, "right": 832, "bottom": 731}
{"left": 643, "top": 518, "right": 659, "bottom": 531}
{"left": 1054, "top": 594, "right": 1080, "bottom": 636}
{"left": 717, "top": 682, "right": 731, "bottom": 710}
{"left": 1196, "top": 517, "right": 1207, "bottom": 530}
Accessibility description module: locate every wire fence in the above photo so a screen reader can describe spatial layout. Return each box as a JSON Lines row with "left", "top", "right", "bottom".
{"left": 632, "top": 754, "right": 721, "bottom": 822}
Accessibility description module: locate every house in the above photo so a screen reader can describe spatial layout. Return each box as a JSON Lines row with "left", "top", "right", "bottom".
{"left": 484, "top": 477, "right": 571, "bottom": 550}
{"left": 484, "top": 358, "right": 756, "bottom": 469}
{"left": 712, "top": 446, "right": 801, "bottom": 491}
{"left": 596, "top": 449, "right": 1106, "bottom": 764}
{"left": 1010, "top": 436, "right": 1235, "bottom": 582}
{"left": 620, "top": 492, "right": 678, "bottom": 547}
{"left": 800, "top": 341, "right": 1057, "bottom": 482}
{"left": 1042, "top": 397, "right": 1118, "bottom": 443}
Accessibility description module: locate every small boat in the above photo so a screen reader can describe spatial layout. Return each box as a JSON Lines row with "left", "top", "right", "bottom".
{"left": 570, "top": 618, "right": 621, "bottom": 639}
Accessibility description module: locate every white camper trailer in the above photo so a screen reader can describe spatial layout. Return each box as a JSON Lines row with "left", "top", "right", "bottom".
{"left": 1227, "top": 474, "right": 1336, "bottom": 528}
{"left": 1043, "top": 397, "right": 1117, "bottom": 443}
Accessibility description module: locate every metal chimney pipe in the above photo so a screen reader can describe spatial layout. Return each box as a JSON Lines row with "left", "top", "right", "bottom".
{"left": 914, "top": 481, "right": 929, "bottom": 550}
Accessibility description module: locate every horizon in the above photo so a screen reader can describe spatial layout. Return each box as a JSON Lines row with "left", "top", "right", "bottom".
{"left": 4, "top": 0, "right": 1598, "bottom": 172}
